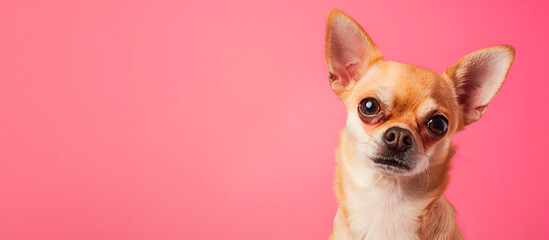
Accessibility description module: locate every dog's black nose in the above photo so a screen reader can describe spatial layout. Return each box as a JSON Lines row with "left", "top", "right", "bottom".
{"left": 383, "top": 127, "right": 413, "bottom": 152}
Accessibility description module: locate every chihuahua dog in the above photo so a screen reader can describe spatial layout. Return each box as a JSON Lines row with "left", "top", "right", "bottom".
{"left": 325, "top": 9, "right": 514, "bottom": 240}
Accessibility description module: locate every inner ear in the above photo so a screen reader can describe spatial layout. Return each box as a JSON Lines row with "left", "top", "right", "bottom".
{"left": 325, "top": 9, "right": 383, "bottom": 94}
{"left": 444, "top": 45, "right": 515, "bottom": 125}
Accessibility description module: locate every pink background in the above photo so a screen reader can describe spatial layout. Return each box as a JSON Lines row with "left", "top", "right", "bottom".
{"left": 1, "top": 0, "right": 548, "bottom": 239}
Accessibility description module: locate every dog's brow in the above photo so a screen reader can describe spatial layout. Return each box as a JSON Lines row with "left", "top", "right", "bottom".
{"left": 418, "top": 98, "right": 438, "bottom": 116}
{"left": 375, "top": 87, "right": 392, "bottom": 104}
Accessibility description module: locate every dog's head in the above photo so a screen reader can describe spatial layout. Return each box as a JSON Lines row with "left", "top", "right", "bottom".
{"left": 325, "top": 9, "right": 514, "bottom": 176}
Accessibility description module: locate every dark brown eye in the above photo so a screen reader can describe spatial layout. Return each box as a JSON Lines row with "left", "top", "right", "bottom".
{"left": 358, "top": 98, "right": 381, "bottom": 117}
{"left": 427, "top": 115, "right": 448, "bottom": 135}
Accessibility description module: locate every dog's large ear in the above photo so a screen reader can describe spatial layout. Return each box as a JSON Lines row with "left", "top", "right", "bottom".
{"left": 325, "top": 9, "right": 383, "bottom": 95}
{"left": 444, "top": 45, "right": 515, "bottom": 126}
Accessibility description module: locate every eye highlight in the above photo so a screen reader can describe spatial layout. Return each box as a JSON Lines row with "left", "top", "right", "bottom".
{"left": 358, "top": 98, "right": 381, "bottom": 117}
{"left": 427, "top": 115, "right": 448, "bottom": 135}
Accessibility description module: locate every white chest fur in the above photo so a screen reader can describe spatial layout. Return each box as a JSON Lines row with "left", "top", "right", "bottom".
{"left": 344, "top": 180, "right": 428, "bottom": 240}
{"left": 337, "top": 151, "right": 431, "bottom": 240}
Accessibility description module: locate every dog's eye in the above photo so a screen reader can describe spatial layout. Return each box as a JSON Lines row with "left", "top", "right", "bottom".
{"left": 358, "top": 98, "right": 381, "bottom": 117}
{"left": 427, "top": 116, "right": 448, "bottom": 135}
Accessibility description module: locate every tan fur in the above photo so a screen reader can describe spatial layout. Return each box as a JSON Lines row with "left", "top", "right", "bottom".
{"left": 325, "top": 9, "right": 514, "bottom": 240}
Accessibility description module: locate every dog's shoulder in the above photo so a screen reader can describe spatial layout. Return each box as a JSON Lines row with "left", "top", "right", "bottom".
{"left": 419, "top": 195, "right": 465, "bottom": 240}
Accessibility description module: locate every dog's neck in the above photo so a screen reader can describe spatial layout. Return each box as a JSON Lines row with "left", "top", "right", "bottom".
{"left": 333, "top": 128, "right": 454, "bottom": 239}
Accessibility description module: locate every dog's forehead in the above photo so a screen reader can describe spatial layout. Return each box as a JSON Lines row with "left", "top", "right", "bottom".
{"left": 351, "top": 61, "right": 455, "bottom": 113}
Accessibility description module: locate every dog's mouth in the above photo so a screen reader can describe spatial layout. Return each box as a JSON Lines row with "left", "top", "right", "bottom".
{"left": 372, "top": 156, "right": 412, "bottom": 171}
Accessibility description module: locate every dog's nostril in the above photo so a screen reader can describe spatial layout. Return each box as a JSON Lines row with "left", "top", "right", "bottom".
{"left": 403, "top": 135, "right": 412, "bottom": 145}
{"left": 385, "top": 132, "right": 396, "bottom": 142}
